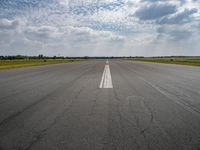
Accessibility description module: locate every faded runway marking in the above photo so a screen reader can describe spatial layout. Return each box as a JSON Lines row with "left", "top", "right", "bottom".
{"left": 99, "top": 60, "right": 113, "bottom": 88}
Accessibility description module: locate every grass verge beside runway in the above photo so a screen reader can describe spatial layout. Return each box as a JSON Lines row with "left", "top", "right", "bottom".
{"left": 0, "top": 59, "right": 82, "bottom": 70}
{"left": 130, "top": 57, "right": 200, "bottom": 67}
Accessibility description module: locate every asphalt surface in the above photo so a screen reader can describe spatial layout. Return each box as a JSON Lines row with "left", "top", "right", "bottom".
{"left": 0, "top": 60, "right": 200, "bottom": 150}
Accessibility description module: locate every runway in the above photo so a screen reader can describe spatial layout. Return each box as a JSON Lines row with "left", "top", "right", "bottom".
{"left": 0, "top": 60, "right": 200, "bottom": 150}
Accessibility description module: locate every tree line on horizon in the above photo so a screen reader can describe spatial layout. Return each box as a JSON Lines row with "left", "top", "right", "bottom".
{"left": 0, "top": 55, "right": 199, "bottom": 60}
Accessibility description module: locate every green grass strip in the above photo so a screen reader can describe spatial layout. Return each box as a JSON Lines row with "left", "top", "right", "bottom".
{"left": 130, "top": 58, "right": 200, "bottom": 67}
{"left": 0, "top": 59, "right": 83, "bottom": 71}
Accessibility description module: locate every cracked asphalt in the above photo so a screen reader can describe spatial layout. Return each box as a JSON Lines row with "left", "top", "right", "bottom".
{"left": 0, "top": 60, "right": 200, "bottom": 150}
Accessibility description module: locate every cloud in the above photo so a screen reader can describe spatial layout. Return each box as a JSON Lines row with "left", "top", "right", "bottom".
{"left": 135, "top": 2, "right": 177, "bottom": 20}
{"left": 158, "top": 8, "right": 198, "bottom": 24}
{"left": 0, "top": 0, "right": 200, "bottom": 56}
{"left": 0, "top": 18, "right": 23, "bottom": 46}
{"left": 68, "top": 0, "right": 124, "bottom": 16}
{"left": 23, "top": 25, "right": 124, "bottom": 43}
{"left": 0, "top": 19, "right": 19, "bottom": 30}
{"left": 170, "top": 30, "right": 192, "bottom": 41}
{"left": 157, "top": 26, "right": 193, "bottom": 42}
{"left": 24, "top": 26, "right": 59, "bottom": 42}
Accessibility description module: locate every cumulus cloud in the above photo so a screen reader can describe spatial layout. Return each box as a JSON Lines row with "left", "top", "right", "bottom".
{"left": 24, "top": 26, "right": 59, "bottom": 42}
{"left": 158, "top": 8, "right": 198, "bottom": 24}
{"left": 0, "top": 19, "right": 19, "bottom": 30}
{"left": 23, "top": 25, "right": 124, "bottom": 43}
{"left": 135, "top": 2, "right": 177, "bottom": 20}
{"left": 157, "top": 26, "right": 193, "bottom": 42}
{"left": 0, "top": 18, "right": 23, "bottom": 46}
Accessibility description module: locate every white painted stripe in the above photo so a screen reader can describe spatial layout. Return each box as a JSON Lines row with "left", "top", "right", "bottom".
{"left": 106, "top": 59, "right": 109, "bottom": 64}
{"left": 99, "top": 65, "right": 106, "bottom": 88}
{"left": 99, "top": 60, "right": 113, "bottom": 88}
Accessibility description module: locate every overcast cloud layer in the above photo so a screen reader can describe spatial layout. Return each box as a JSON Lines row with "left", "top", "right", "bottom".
{"left": 0, "top": 0, "right": 200, "bottom": 56}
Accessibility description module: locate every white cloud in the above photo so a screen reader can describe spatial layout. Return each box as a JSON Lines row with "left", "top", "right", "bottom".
{"left": 0, "top": 19, "right": 19, "bottom": 30}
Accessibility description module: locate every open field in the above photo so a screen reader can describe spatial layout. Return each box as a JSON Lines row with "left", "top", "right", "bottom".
{"left": 0, "top": 59, "right": 82, "bottom": 70}
{"left": 130, "top": 57, "right": 200, "bottom": 66}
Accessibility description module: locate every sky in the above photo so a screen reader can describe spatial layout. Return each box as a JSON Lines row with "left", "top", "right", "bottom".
{"left": 0, "top": 0, "right": 200, "bottom": 56}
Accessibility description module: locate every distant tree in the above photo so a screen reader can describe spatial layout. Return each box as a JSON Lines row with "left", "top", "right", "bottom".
{"left": 84, "top": 56, "right": 89, "bottom": 59}
{"left": 38, "top": 54, "right": 43, "bottom": 59}
{"left": 15, "top": 55, "right": 26, "bottom": 59}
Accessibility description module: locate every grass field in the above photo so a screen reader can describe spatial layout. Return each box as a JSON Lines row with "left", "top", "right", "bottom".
{"left": 0, "top": 59, "right": 82, "bottom": 70}
{"left": 130, "top": 57, "right": 200, "bottom": 67}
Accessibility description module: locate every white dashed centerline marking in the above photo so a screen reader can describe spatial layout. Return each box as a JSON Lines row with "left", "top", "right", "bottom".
{"left": 99, "top": 60, "right": 113, "bottom": 88}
